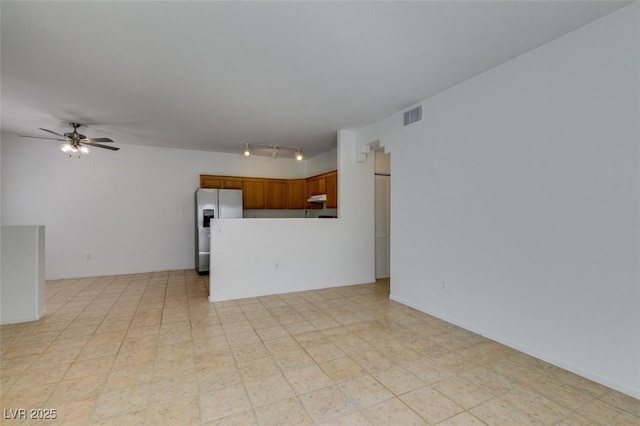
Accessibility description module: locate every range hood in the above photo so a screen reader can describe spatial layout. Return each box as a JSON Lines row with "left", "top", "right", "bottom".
{"left": 307, "top": 194, "right": 327, "bottom": 203}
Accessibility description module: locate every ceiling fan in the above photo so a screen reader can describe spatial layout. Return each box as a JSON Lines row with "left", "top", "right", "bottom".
{"left": 20, "top": 123, "right": 120, "bottom": 156}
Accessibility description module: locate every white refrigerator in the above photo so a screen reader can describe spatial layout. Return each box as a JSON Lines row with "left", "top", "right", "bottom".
{"left": 195, "top": 188, "right": 243, "bottom": 274}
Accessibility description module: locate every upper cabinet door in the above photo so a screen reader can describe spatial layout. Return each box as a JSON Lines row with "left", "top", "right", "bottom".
{"left": 243, "top": 179, "right": 266, "bottom": 209}
{"left": 325, "top": 171, "right": 337, "bottom": 208}
{"left": 287, "top": 179, "right": 307, "bottom": 209}
{"left": 200, "top": 175, "right": 223, "bottom": 188}
{"left": 265, "top": 180, "right": 287, "bottom": 209}
{"left": 223, "top": 178, "right": 243, "bottom": 189}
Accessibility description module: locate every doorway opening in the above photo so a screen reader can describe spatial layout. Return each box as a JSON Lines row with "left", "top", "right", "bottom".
{"left": 374, "top": 149, "right": 390, "bottom": 280}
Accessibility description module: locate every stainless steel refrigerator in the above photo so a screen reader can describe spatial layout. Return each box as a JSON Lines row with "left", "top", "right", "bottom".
{"left": 195, "top": 188, "right": 243, "bottom": 274}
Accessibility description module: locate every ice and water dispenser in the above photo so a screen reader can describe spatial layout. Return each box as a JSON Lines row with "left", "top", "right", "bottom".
{"left": 202, "top": 209, "right": 215, "bottom": 228}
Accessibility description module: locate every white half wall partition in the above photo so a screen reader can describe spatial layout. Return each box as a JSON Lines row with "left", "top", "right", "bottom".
{"left": 1, "top": 225, "right": 46, "bottom": 324}
{"left": 209, "top": 130, "right": 375, "bottom": 301}
{"left": 357, "top": 4, "right": 639, "bottom": 398}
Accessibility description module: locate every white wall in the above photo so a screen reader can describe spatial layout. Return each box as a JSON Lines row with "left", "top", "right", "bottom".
{"left": 357, "top": 4, "right": 639, "bottom": 398}
{"left": 1, "top": 134, "right": 311, "bottom": 279}
{"left": 306, "top": 147, "right": 338, "bottom": 176}
{"left": 210, "top": 131, "right": 375, "bottom": 301}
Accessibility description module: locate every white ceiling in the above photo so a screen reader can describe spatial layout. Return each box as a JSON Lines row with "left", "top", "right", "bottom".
{"left": 1, "top": 1, "right": 629, "bottom": 158}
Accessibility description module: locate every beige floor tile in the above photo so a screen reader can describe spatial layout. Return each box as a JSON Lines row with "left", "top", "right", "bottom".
{"left": 500, "top": 387, "right": 571, "bottom": 423}
{"left": 436, "top": 412, "right": 487, "bottom": 425}
{"left": 89, "top": 408, "right": 147, "bottom": 426}
{"left": 400, "top": 385, "right": 464, "bottom": 424}
{"left": 48, "top": 373, "right": 107, "bottom": 404}
{"left": 152, "top": 357, "right": 195, "bottom": 381}
{"left": 223, "top": 322, "right": 255, "bottom": 335}
{"left": 299, "top": 385, "right": 356, "bottom": 423}
{"left": 338, "top": 375, "right": 393, "bottom": 409}
{"left": 204, "top": 409, "right": 258, "bottom": 425}
{"left": 237, "top": 356, "right": 281, "bottom": 381}
{"left": 93, "top": 383, "right": 151, "bottom": 420}
{"left": 320, "top": 356, "right": 368, "bottom": 383}
{"left": 552, "top": 413, "right": 598, "bottom": 425}
{"left": 402, "top": 356, "right": 456, "bottom": 384}
{"left": 373, "top": 366, "right": 425, "bottom": 395}
{"left": 198, "top": 365, "right": 242, "bottom": 393}
{"left": 231, "top": 341, "right": 270, "bottom": 363}
{"left": 470, "top": 397, "right": 543, "bottom": 425}
{"left": 4, "top": 273, "right": 635, "bottom": 426}
{"left": 244, "top": 373, "right": 296, "bottom": 407}
{"left": 432, "top": 373, "right": 501, "bottom": 410}
{"left": 255, "top": 325, "right": 290, "bottom": 341}
{"left": 575, "top": 399, "right": 640, "bottom": 424}
{"left": 199, "top": 384, "right": 251, "bottom": 422}
{"left": 600, "top": 389, "right": 640, "bottom": 417}
{"left": 294, "top": 330, "right": 331, "bottom": 348}
{"left": 306, "top": 342, "right": 347, "bottom": 363}
{"left": 9, "top": 363, "right": 71, "bottom": 391}
{"left": 332, "top": 335, "right": 374, "bottom": 355}
{"left": 44, "top": 399, "right": 96, "bottom": 425}
{"left": 194, "top": 337, "right": 230, "bottom": 356}
{"left": 524, "top": 378, "right": 595, "bottom": 411}
{"left": 2, "top": 342, "right": 50, "bottom": 359}
{"left": 65, "top": 355, "right": 115, "bottom": 380}
{"left": 193, "top": 351, "right": 236, "bottom": 371}
{"left": 254, "top": 397, "right": 312, "bottom": 426}
{"left": 149, "top": 373, "right": 198, "bottom": 406}
{"left": 104, "top": 366, "right": 153, "bottom": 392}
{"left": 147, "top": 395, "right": 200, "bottom": 425}
{"left": 321, "top": 410, "right": 372, "bottom": 426}
{"left": 264, "top": 335, "right": 303, "bottom": 354}
{"left": 1, "top": 383, "right": 57, "bottom": 408}
{"left": 272, "top": 348, "right": 316, "bottom": 371}
{"left": 285, "top": 365, "right": 334, "bottom": 394}
{"left": 361, "top": 397, "right": 427, "bottom": 426}
{"left": 352, "top": 350, "right": 395, "bottom": 373}
{"left": 284, "top": 321, "right": 316, "bottom": 335}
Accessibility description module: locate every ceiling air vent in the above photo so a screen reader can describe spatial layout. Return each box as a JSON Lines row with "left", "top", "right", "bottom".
{"left": 403, "top": 105, "right": 423, "bottom": 126}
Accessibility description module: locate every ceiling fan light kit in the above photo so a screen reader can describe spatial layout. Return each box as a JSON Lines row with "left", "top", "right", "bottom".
{"left": 20, "top": 122, "right": 120, "bottom": 158}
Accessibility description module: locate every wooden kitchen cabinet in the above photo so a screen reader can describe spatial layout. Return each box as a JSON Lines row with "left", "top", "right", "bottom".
{"left": 325, "top": 171, "right": 337, "bottom": 208}
{"left": 200, "top": 175, "right": 243, "bottom": 189}
{"left": 306, "top": 177, "right": 318, "bottom": 197}
{"left": 223, "top": 178, "right": 243, "bottom": 189}
{"left": 200, "top": 171, "right": 337, "bottom": 210}
{"left": 265, "top": 180, "right": 287, "bottom": 209}
{"left": 287, "top": 179, "right": 307, "bottom": 209}
{"left": 307, "top": 175, "right": 326, "bottom": 196}
{"left": 243, "top": 179, "right": 266, "bottom": 209}
{"left": 200, "top": 175, "right": 224, "bottom": 188}
{"left": 317, "top": 176, "right": 326, "bottom": 195}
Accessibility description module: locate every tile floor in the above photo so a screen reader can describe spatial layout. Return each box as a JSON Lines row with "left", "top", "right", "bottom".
{"left": 1, "top": 270, "right": 639, "bottom": 425}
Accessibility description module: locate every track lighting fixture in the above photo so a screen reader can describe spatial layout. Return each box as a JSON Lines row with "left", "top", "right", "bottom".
{"left": 241, "top": 143, "right": 303, "bottom": 160}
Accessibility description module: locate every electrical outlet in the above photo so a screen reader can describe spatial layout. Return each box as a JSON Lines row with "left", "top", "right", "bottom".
{"left": 275, "top": 263, "right": 279, "bottom": 270}
{"left": 86, "top": 253, "right": 92, "bottom": 260}
{"left": 441, "top": 280, "right": 447, "bottom": 289}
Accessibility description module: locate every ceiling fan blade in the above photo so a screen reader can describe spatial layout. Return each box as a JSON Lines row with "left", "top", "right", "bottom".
{"left": 20, "top": 135, "right": 66, "bottom": 141}
{"left": 80, "top": 137, "right": 114, "bottom": 143}
{"left": 81, "top": 141, "right": 120, "bottom": 151}
{"left": 39, "top": 128, "right": 65, "bottom": 137}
